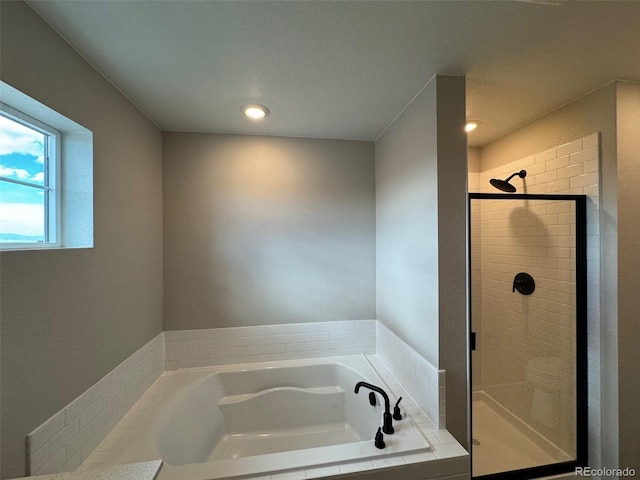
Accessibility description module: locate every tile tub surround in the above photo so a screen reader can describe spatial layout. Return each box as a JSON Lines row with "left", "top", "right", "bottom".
{"left": 375, "top": 321, "right": 446, "bottom": 429}
{"left": 164, "top": 320, "right": 377, "bottom": 370}
{"left": 26, "top": 334, "right": 165, "bottom": 477}
{"left": 9, "top": 461, "right": 163, "bottom": 480}
{"left": 81, "top": 356, "right": 467, "bottom": 480}
{"left": 27, "top": 320, "right": 450, "bottom": 479}
{"left": 164, "top": 321, "right": 446, "bottom": 427}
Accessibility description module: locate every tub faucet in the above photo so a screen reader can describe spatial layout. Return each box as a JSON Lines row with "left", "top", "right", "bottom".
{"left": 354, "top": 381, "right": 394, "bottom": 434}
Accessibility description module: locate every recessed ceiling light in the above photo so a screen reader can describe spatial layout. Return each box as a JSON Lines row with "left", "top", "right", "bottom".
{"left": 242, "top": 103, "right": 270, "bottom": 120}
{"left": 465, "top": 120, "right": 480, "bottom": 133}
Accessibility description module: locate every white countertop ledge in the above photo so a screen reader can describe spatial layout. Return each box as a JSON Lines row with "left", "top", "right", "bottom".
{"left": 10, "top": 461, "right": 162, "bottom": 480}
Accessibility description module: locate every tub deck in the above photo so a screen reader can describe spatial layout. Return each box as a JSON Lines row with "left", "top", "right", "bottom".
{"left": 79, "top": 355, "right": 466, "bottom": 480}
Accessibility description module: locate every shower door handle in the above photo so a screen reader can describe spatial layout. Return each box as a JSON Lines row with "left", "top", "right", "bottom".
{"left": 470, "top": 332, "right": 477, "bottom": 351}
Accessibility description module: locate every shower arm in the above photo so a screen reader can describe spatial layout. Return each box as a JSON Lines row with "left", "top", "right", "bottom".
{"left": 504, "top": 171, "right": 523, "bottom": 182}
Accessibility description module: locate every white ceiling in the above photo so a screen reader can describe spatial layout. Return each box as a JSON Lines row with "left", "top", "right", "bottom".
{"left": 27, "top": 0, "right": 640, "bottom": 146}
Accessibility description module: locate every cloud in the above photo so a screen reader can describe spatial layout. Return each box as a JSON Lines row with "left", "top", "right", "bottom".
{"left": 0, "top": 164, "right": 30, "bottom": 180}
{"left": 0, "top": 202, "right": 44, "bottom": 236}
{"left": 31, "top": 172, "right": 45, "bottom": 183}
{"left": 0, "top": 114, "right": 45, "bottom": 159}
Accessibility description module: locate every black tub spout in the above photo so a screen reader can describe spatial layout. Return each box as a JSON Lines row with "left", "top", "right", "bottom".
{"left": 354, "top": 381, "right": 394, "bottom": 434}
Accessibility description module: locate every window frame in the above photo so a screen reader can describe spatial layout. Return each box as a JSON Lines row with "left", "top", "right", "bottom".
{"left": 0, "top": 103, "right": 62, "bottom": 250}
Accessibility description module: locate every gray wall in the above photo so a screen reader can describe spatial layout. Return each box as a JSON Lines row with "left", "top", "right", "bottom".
{"left": 376, "top": 78, "right": 439, "bottom": 365}
{"left": 435, "top": 76, "right": 468, "bottom": 447}
{"left": 375, "top": 75, "right": 468, "bottom": 446}
{"left": 480, "top": 83, "right": 618, "bottom": 469}
{"left": 0, "top": 3, "right": 163, "bottom": 478}
{"left": 162, "top": 132, "right": 376, "bottom": 330}
{"left": 616, "top": 81, "right": 640, "bottom": 471}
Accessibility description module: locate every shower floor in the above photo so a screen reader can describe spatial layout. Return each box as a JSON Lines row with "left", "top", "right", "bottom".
{"left": 472, "top": 397, "right": 569, "bottom": 476}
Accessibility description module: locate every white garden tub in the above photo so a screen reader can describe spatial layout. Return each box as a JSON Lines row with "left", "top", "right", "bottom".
{"left": 88, "top": 356, "right": 430, "bottom": 479}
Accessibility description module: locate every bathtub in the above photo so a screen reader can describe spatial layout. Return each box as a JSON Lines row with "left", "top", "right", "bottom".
{"left": 90, "top": 355, "right": 430, "bottom": 479}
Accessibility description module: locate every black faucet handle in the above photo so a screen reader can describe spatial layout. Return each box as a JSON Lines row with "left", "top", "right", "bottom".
{"left": 374, "top": 427, "right": 385, "bottom": 449}
{"left": 393, "top": 397, "right": 403, "bottom": 420}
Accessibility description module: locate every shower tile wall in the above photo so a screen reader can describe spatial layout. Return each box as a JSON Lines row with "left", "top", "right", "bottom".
{"left": 470, "top": 133, "right": 600, "bottom": 458}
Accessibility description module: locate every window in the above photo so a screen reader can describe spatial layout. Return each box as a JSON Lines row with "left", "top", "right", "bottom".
{"left": 0, "top": 81, "right": 94, "bottom": 251}
{"left": 0, "top": 104, "right": 61, "bottom": 248}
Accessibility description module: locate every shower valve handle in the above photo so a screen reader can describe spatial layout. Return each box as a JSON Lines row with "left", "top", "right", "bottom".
{"left": 513, "top": 272, "right": 535, "bottom": 295}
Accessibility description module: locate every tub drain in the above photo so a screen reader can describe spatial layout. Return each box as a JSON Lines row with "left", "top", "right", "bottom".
{"left": 472, "top": 438, "right": 481, "bottom": 446}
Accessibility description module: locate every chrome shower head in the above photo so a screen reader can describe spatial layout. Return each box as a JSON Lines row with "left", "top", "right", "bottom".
{"left": 490, "top": 170, "right": 527, "bottom": 192}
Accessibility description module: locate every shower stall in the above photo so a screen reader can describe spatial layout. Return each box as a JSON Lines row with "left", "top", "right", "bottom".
{"left": 468, "top": 192, "right": 587, "bottom": 479}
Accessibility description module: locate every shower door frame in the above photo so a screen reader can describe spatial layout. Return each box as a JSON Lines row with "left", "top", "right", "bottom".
{"left": 467, "top": 193, "right": 588, "bottom": 480}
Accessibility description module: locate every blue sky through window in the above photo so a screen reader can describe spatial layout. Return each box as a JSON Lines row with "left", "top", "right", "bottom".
{"left": 0, "top": 114, "right": 47, "bottom": 242}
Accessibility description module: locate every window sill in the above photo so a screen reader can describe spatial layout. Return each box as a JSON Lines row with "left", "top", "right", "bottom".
{"left": 0, "top": 244, "right": 93, "bottom": 252}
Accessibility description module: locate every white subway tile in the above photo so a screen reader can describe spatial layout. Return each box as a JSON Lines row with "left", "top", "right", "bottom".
{"left": 583, "top": 132, "right": 599, "bottom": 148}
{"left": 320, "top": 322, "right": 338, "bottom": 332}
{"left": 62, "top": 449, "right": 83, "bottom": 472}
{"left": 339, "top": 461, "right": 374, "bottom": 474}
{"left": 570, "top": 146, "right": 598, "bottom": 164}
{"left": 516, "top": 154, "right": 536, "bottom": 169}
{"left": 235, "top": 336, "right": 257, "bottom": 347}
{"left": 65, "top": 391, "right": 92, "bottom": 425}
{"left": 250, "top": 326, "right": 269, "bottom": 336}
{"left": 402, "top": 451, "right": 438, "bottom": 463}
{"left": 266, "top": 325, "right": 285, "bottom": 335}
{"left": 28, "top": 411, "right": 65, "bottom": 452}
{"left": 330, "top": 330, "right": 348, "bottom": 340}
{"left": 534, "top": 170, "right": 557, "bottom": 184}
{"left": 435, "top": 430, "right": 458, "bottom": 444}
{"left": 49, "top": 418, "right": 79, "bottom": 457}
{"left": 557, "top": 138, "right": 583, "bottom": 157}
{"left": 166, "top": 331, "right": 188, "bottom": 341}
{"left": 165, "top": 360, "right": 179, "bottom": 371}
{"left": 284, "top": 324, "right": 304, "bottom": 334}
{"left": 35, "top": 444, "right": 66, "bottom": 475}
{"left": 218, "top": 337, "right": 238, "bottom": 348}
{"left": 536, "top": 146, "right": 557, "bottom": 163}
{"left": 271, "top": 470, "right": 307, "bottom": 480}
{"left": 302, "top": 323, "right": 322, "bottom": 333}
{"left": 338, "top": 321, "right": 356, "bottom": 331}
{"left": 546, "top": 155, "right": 570, "bottom": 171}
{"left": 29, "top": 443, "right": 50, "bottom": 474}
{"left": 523, "top": 162, "right": 546, "bottom": 176}
{"left": 372, "top": 456, "right": 407, "bottom": 468}
{"left": 355, "top": 320, "right": 374, "bottom": 330}
{"left": 81, "top": 429, "right": 105, "bottom": 462}
{"left": 303, "top": 341, "right": 321, "bottom": 351}
{"left": 320, "top": 340, "right": 339, "bottom": 350}
{"left": 28, "top": 334, "right": 164, "bottom": 474}
{"left": 582, "top": 158, "right": 599, "bottom": 174}
{"left": 582, "top": 182, "right": 600, "bottom": 197}
{"left": 557, "top": 163, "right": 583, "bottom": 180}
{"left": 570, "top": 172, "right": 599, "bottom": 189}
{"left": 306, "top": 465, "right": 341, "bottom": 478}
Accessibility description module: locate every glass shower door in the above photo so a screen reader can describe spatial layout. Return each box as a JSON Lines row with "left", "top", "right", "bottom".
{"left": 469, "top": 193, "right": 587, "bottom": 479}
